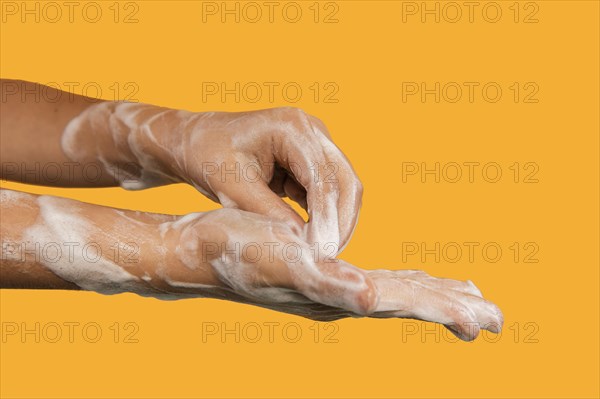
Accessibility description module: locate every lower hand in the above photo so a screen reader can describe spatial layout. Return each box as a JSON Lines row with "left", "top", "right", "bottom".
{"left": 152, "top": 208, "right": 503, "bottom": 341}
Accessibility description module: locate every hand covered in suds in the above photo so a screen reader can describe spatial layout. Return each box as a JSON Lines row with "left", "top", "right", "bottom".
{"left": 62, "top": 104, "right": 362, "bottom": 253}
{"left": 154, "top": 208, "right": 503, "bottom": 341}
{"left": 1, "top": 189, "right": 502, "bottom": 341}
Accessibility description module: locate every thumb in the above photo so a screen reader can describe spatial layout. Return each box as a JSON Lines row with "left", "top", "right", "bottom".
{"left": 289, "top": 258, "right": 379, "bottom": 316}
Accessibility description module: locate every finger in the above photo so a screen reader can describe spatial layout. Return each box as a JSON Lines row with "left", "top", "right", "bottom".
{"left": 465, "top": 280, "right": 484, "bottom": 298}
{"left": 273, "top": 130, "right": 339, "bottom": 247}
{"left": 207, "top": 160, "right": 305, "bottom": 234}
{"left": 289, "top": 258, "right": 378, "bottom": 316}
{"left": 423, "top": 278, "right": 483, "bottom": 298}
{"left": 306, "top": 114, "right": 333, "bottom": 140}
{"left": 401, "top": 272, "right": 484, "bottom": 298}
{"left": 304, "top": 176, "right": 341, "bottom": 247}
{"left": 372, "top": 269, "right": 427, "bottom": 279}
{"left": 327, "top": 179, "right": 362, "bottom": 252}
{"left": 266, "top": 165, "right": 308, "bottom": 212}
{"left": 283, "top": 175, "right": 308, "bottom": 211}
{"left": 267, "top": 164, "right": 288, "bottom": 196}
{"left": 304, "top": 116, "right": 363, "bottom": 253}
{"left": 269, "top": 109, "right": 362, "bottom": 254}
{"left": 373, "top": 278, "right": 481, "bottom": 341}
{"left": 370, "top": 269, "right": 484, "bottom": 298}
{"left": 443, "top": 291, "right": 504, "bottom": 333}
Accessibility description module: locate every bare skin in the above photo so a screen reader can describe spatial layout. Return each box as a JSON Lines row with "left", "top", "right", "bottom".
{"left": 1, "top": 79, "right": 360, "bottom": 251}
{"left": 1, "top": 189, "right": 502, "bottom": 341}
{"left": 0, "top": 80, "right": 504, "bottom": 341}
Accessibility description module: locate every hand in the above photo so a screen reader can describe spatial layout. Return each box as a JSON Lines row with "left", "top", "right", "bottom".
{"left": 151, "top": 208, "right": 503, "bottom": 341}
{"left": 367, "top": 269, "right": 503, "bottom": 341}
{"left": 1, "top": 189, "right": 503, "bottom": 342}
{"left": 62, "top": 104, "right": 363, "bottom": 253}
{"left": 152, "top": 207, "right": 378, "bottom": 316}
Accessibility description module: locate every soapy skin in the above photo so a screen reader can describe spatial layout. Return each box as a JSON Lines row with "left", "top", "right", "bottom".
{"left": 0, "top": 189, "right": 502, "bottom": 341}
{"left": 0, "top": 80, "right": 504, "bottom": 341}
{"left": 1, "top": 79, "right": 360, "bottom": 252}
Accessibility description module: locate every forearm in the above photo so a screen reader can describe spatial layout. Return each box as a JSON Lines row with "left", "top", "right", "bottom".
{"left": 0, "top": 189, "right": 219, "bottom": 295}
{"left": 0, "top": 79, "right": 115, "bottom": 186}
{"left": 0, "top": 189, "right": 503, "bottom": 339}
{"left": 1, "top": 80, "right": 361, "bottom": 250}
{"left": 0, "top": 79, "right": 192, "bottom": 189}
{"left": 0, "top": 188, "right": 369, "bottom": 312}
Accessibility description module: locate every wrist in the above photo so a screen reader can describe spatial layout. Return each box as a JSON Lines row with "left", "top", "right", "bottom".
{"left": 120, "top": 103, "right": 194, "bottom": 189}
{"left": 146, "top": 213, "right": 225, "bottom": 294}
{"left": 11, "top": 194, "right": 163, "bottom": 296}
{"left": 61, "top": 101, "right": 189, "bottom": 190}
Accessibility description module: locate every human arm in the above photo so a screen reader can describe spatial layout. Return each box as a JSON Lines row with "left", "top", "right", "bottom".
{"left": 0, "top": 189, "right": 503, "bottom": 341}
{"left": 1, "top": 79, "right": 362, "bottom": 251}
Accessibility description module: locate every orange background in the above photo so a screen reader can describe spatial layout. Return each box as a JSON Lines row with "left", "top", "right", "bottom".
{"left": 1, "top": 1, "right": 599, "bottom": 398}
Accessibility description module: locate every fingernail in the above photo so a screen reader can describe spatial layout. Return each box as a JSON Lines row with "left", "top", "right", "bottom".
{"left": 447, "top": 324, "right": 469, "bottom": 341}
{"left": 486, "top": 322, "right": 501, "bottom": 334}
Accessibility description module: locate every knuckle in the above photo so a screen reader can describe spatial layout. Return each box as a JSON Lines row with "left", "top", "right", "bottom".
{"left": 409, "top": 270, "right": 428, "bottom": 278}
{"left": 273, "top": 106, "right": 307, "bottom": 121}
{"left": 306, "top": 113, "right": 325, "bottom": 128}
{"left": 489, "top": 303, "right": 504, "bottom": 325}
{"left": 451, "top": 301, "right": 474, "bottom": 324}
{"left": 353, "top": 178, "right": 364, "bottom": 197}
{"left": 208, "top": 207, "right": 242, "bottom": 223}
{"left": 268, "top": 107, "right": 313, "bottom": 136}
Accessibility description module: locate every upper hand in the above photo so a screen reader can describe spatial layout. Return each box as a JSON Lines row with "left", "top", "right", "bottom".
{"left": 63, "top": 103, "right": 362, "bottom": 254}
{"left": 160, "top": 107, "right": 363, "bottom": 254}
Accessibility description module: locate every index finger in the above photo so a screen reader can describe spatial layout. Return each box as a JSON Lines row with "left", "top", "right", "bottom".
{"left": 305, "top": 114, "right": 363, "bottom": 253}
{"left": 268, "top": 108, "right": 363, "bottom": 256}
